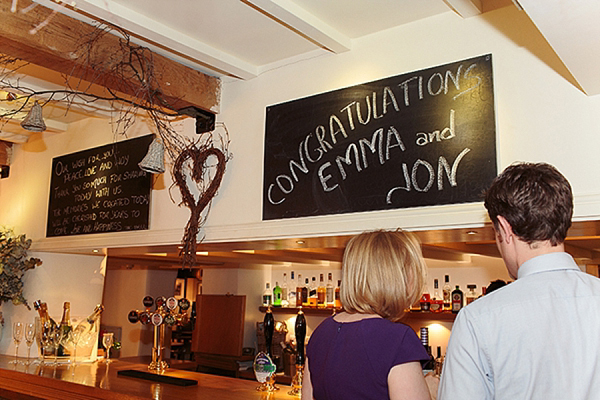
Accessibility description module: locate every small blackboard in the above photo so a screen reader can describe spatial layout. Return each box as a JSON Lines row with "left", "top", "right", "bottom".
{"left": 46, "top": 135, "right": 153, "bottom": 237}
{"left": 263, "top": 54, "right": 497, "bottom": 220}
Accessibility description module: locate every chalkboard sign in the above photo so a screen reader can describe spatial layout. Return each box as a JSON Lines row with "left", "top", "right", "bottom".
{"left": 263, "top": 54, "right": 497, "bottom": 220}
{"left": 47, "top": 135, "right": 153, "bottom": 237}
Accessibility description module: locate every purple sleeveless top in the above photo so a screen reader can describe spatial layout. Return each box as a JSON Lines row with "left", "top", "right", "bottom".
{"left": 306, "top": 316, "right": 428, "bottom": 400}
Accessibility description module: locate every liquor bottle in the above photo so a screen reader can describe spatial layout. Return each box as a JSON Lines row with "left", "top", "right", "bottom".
{"left": 335, "top": 280, "right": 341, "bottom": 309}
{"left": 262, "top": 283, "right": 272, "bottom": 306}
{"left": 326, "top": 272, "right": 334, "bottom": 307}
{"left": 317, "top": 273, "right": 326, "bottom": 308}
{"left": 288, "top": 271, "right": 296, "bottom": 305}
{"left": 442, "top": 275, "right": 452, "bottom": 311}
{"left": 451, "top": 285, "right": 464, "bottom": 313}
{"left": 296, "top": 273, "right": 303, "bottom": 307}
{"left": 58, "top": 301, "right": 73, "bottom": 356}
{"left": 420, "top": 289, "right": 431, "bottom": 312}
{"left": 434, "top": 346, "right": 444, "bottom": 376}
{"left": 430, "top": 279, "right": 442, "bottom": 313}
{"left": 302, "top": 278, "right": 310, "bottom": 306}
{"left": 273, "top": 281, "right": 282, "bottom": 306}
{"left": 309, "top": 276, "right": 318, "bottom": 307}
{"left": 419, "top": 327, "right": 435, "bottom": 373}
{"left": 72, "top": 304, "right": 105, "bottom": 337}
{"left": 281, "top": 273, "right": 289, "bottom": 307}
{"left": 466, "top": 284, "right": 477, "bottom": 305}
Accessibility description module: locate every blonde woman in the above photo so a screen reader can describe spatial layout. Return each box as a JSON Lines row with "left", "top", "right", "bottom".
{"left": 302, "top": 230, "right": 438, "bottom": 400}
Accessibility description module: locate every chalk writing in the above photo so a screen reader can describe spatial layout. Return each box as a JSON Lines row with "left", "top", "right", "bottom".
{"left": 263, "top": 54, "right": 497, "bottom": 220}
{"left": 46, "top": 135, "right": 153, "bottom": 237}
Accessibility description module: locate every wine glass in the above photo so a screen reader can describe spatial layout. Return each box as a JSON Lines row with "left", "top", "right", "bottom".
{"left": 51, "top": 327, "right": 63, "bottom": 366}
{"left": 102, "top": 332, "right": 114, "bottom": 364}
{"left": 10, "top": 322, "right": 23, "bottom": 364}
{"left": 70, "top": 329, "right": 82, "bottom": 366}
{"left": 24, "top": 323, "right": 35, "bottom": 365}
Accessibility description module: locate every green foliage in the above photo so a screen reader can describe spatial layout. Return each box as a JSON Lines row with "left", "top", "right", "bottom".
{"left": 0, "top": 227, "right": 42, "bottom": 312}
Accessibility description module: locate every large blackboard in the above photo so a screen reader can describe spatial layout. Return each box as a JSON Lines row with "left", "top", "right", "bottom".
{"left": 46, "top": 135, "right": 153, "bottom": 237}
{"left": 263, "top": 54, "right": 497, "bottom": 220}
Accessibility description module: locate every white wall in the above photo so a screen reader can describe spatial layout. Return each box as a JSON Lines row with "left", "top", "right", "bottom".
{"left": 0, "top": 252, "right": 105, "bottom": 357}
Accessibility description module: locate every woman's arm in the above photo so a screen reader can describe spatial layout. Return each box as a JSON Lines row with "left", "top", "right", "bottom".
{"left": 300, "top": 358, "right": 314, "bottom": 400}
{"left": 388, "top": 361, "right": 435, "bottom": 400}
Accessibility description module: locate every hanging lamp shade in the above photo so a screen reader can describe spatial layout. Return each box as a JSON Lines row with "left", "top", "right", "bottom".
{"left": 138, "top": 137, "right": 165, "bottom": 174}
{"left": 20, "top": 101, "right": 47, "bottom": 132}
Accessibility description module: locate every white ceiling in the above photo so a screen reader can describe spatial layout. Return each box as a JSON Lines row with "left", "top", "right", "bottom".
{"left": 30, "top": 0, "right": 600, "bottom": 91}
{"left": 3, "top": 0, "right": 598, "bottom": 144}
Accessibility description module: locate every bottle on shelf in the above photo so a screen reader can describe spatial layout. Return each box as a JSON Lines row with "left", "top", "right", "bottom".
{"left": 466, "top": 284, "right": 477, "bottom": 305}
{"left": 317, "top": 273, "right": 326, "bottom": 308}
{"left": 302, "top": 278, "right": 310, "bottom": 307}
{"left": 451, "top": 285, "right": 464, "bottom": 313}
{"left": 296, "top": 273, "right": 303, "bottom": 307}
{"left": 281, "top": 273, "right": 289, "bottom": 307}
{"left": 419, "top": 327, "right": 435, "bottom": 373}
{"left": 420, "top": 290, "right": 431, "bottom": 312}
{"left": 442, "top": 275, "right": 452, "bottom": 311}
{"left": 335, "top": 280, "right": 341, "bottom": 309}
{"left": 273, "top": 282, "right": 282, "bottom": 306}
{"left": 430, "top": 279, "right": 442, "bottom": 313}
{"left": 262, "top": 283, "right": 272, "bottom": 306}
{"left": 309, "top": 276, "right": 318, "bottom": 307}
{"left": 326, "top": 272, "right": 334, "bottom": 308}
{"left": 289, "top": 271, "right": 296, "bottom": 305}
{"left": 58, "top": 301, "right": 73, "bottom": 356}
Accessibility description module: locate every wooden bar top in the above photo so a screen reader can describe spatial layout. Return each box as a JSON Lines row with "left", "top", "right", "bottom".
{"left": 0, "top": 355, "right": 299, "bottom": 400}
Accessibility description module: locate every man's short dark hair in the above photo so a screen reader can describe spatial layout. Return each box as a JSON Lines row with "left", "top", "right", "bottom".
{"left": 484, "top": 162, "right": 573, "bottom": 245}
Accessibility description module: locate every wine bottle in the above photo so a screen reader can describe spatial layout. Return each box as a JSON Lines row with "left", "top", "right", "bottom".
{"left": 34, "top": 300, "right": 58, "bottom": 357}
{"left": 73, "top": 304, "right": 105, "bottom": 337}
{"left": 58, "top": 301, "right": 72, "bottom": 356}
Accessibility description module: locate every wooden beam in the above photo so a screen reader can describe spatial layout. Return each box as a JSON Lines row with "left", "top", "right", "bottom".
{"left": 443, "top": 0, "right": 482, "bottom": 18}
{"left": 244, "top": 0, "right": 351, "bottom": 53}
{"left": 0, "top": 0, "right": 220, "bottom": 113}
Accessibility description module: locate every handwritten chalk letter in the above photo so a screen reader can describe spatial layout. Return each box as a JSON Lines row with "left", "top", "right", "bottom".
{"left": 263, "top": 54, "right": 497, "bottom": 220}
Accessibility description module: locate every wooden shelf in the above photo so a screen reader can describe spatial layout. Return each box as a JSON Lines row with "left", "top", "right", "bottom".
{"left": 259, "top": 306, "right": 456, "bottom": 322}
{"left": 259, "top": 306, "right": 339, "bottom": 316}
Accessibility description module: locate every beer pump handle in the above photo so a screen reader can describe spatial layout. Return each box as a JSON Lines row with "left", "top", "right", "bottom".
{"left": 264, "top": 307, "right": 275, "bottom": 358}
{"left": 295, "top": 310, "right": 306, "bottom": 366}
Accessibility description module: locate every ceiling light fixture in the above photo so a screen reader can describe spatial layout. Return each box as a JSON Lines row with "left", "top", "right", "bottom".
{"left": 466, "top": 231, "right": 477, "bottom": 235}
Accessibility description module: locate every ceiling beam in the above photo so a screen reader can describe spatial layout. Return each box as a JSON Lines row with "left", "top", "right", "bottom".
{"left": 33, "top": 0, "right": 258, "bottom": 80}
{"left": 0, "top": 0, "right": 221, "bottom": 113}
{"left": 243, "top": 0, "right": 351, "bottom": 53}
{"left": 443, "top": 0, "right": 482, "bottom": 18}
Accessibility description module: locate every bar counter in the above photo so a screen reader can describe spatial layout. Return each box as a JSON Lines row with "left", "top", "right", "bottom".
{"left": 0, "top": 355, "right": 298, "bottom": 400}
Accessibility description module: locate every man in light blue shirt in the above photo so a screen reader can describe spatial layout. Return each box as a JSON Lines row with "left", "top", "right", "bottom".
{"left": 439, "top": 162, "right": 600, "bottom": 400}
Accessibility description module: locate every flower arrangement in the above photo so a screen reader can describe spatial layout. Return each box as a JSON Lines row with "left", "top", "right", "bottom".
{"left": 0, "top": 228, "right": 42, "bottom": 323}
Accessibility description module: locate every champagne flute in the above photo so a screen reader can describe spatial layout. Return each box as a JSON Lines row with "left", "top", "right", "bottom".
{"left": 70, "top": 329, "right": 81, "bottom": 366}
{"left": 10, "top": 322, "right": 23, "bottom": 364}
{"left": 52, "top": 327, "right": 62, "bottom": 366}
{"left": 102, "top": 332, "right": 114, "bottom": 364}
{"left": 24, "top": 323, "right": 35, "bottom": 365}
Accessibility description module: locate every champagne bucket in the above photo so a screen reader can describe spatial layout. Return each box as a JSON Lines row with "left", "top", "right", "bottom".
{"left": 35, "top": 316, "right": 100, "bottom": 363}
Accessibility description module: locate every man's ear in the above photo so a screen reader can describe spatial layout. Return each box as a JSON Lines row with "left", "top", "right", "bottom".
{"left": 496, "top": 215, "right": 513, "bottom": 244}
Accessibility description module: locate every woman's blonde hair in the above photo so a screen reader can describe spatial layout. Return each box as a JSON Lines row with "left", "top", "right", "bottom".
{"left": 340, "top": 229, "right": 426, "bottom": 322}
